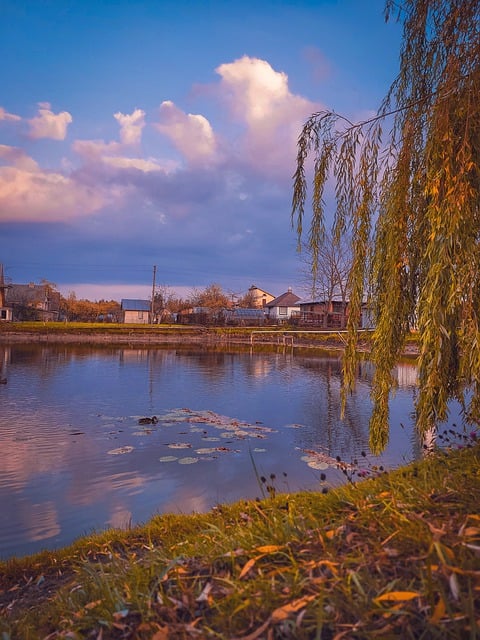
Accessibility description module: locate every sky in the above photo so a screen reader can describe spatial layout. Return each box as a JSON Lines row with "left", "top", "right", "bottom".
{"left": 0, "top": 0, "right": 402, "bottom": 302}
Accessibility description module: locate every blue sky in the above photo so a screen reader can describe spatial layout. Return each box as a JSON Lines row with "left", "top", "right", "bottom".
{"left": 0, "top": 0, "right": 401, "bottom": 302}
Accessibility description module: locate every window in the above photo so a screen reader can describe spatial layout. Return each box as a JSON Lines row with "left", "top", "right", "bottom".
{"left": 279, "top": 307, "right": 287, "bottom": 315}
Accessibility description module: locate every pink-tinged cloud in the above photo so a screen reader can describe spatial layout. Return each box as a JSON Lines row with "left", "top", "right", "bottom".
{"left": 0, "top": 145, "right": 39, "bottom": 172}
{"left": 155, "top": 101, "right": 217, "bottom": 166}
{"left": 0, "top": 107, "right": 21, "bottom": 122}
{"left": 72, "top": 138, "right": 176, "bottom": 174}
{"left": 0, "top": 161, "right": 124, "bottom": 223}
{"left": 28, "top": 102, "right": 73, "bottom": 140}
{"left": 113, "top": 108, "right": 146, "bottom": 145}
{"left": 72, "top": 139, "right": 124, "bottom": 161}
{"left": 215, "top": 56, "right": 322, "bottom": 178}
{"left": 102, "top": 156, "right": 170, "bottom": 173}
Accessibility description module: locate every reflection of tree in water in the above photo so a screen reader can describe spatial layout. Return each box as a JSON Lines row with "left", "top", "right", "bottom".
{"left": 291, "top": 357, "right": 376, "bottom": 460}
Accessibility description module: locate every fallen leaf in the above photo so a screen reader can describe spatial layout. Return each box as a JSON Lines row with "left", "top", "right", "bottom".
{"left": 256, "top": 545, "right": 283, "bottom": 554}
{"left": 239, "top": 557, "right": 258, "bottom": 579}
{"left": 271, "top": 595, "right": 316, "bottom": 622}
{"left": 374, "top": 591, "right": 420, "bottom": 604}
{"left": 430, "top": 596, "right": 446, "bottom": 623}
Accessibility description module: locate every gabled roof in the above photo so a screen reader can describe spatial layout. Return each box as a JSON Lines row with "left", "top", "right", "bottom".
{"left": 121, "top": 299, "right": 151, "bottom": 311}
{"left": 266, "top": 290, "right": 301, "bottom": 308}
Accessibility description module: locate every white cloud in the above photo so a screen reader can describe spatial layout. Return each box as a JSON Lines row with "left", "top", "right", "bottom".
{"left": 215, "top": 56, "right": 322, "bottom": 178}
{"left": 0, "top": 106, "right": 21, "bottom": 122}
{"left": 102, "top": 156, "right": 167, "bottom": 173}
{"left": 0, "top": 164, "right": 124, "bottom": 223}
{"left": 113, "top": 108, "right": 146, "bottom": 145}
{"left": 155, "top": 100, "right": 217, "bottom": 166}
{"left": 28, "top": 102, "right": 73, "bottom": 140}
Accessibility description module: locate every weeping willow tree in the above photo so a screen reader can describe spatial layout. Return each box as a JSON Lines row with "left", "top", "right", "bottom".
{"left": 292, "top": 0, "right": 480, "bottom": 453}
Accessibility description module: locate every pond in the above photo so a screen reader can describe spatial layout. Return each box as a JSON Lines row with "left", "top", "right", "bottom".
{"left": 0, "top": 342, "right": 456, "bottom": 560}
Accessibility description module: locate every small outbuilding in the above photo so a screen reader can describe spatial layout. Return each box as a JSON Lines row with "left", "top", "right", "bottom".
{"left": 121, "top": 299, "right": 151, "bottom": 324}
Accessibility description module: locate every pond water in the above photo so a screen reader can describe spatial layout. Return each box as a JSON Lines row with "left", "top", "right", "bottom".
{"left": 0, "top": 342, "right": 456, "bottom": 559}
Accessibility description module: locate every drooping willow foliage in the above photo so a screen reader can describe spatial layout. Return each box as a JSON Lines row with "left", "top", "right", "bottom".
{"left": 292, "top": 0, "right": 480, "bottom": 453}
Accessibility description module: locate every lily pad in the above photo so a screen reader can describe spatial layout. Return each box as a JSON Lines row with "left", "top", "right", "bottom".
{"left": 167, "top": 443, "right": 192, "bottom": 449}
{"left": 159, "top": 456, "right": 178, "bottom": 462}
{"left": 178, "top": 457, "right": 199, "bottom": 465}
{"left": 108, "top": 446, "right": 134, "bottom": 455}
{"left": 306, "top": 460, "right": 329, "bottom": 470}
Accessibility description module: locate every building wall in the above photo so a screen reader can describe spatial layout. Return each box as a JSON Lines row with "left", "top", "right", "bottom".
{"left": 248, "top": 286, "right": 275, "bottom": 308}
{"left": 123, "top": 310, "right": 150, "bottom": 324}
{"left": 268, "top": 305, "right": 300, "bottom": 320}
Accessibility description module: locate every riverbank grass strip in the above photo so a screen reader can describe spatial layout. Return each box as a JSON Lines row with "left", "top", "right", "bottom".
{"left": 1, "top": 443, "right": 479, "bottom": 639}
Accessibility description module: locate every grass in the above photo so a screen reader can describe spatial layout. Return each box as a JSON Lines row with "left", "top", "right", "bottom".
{"left": 1, "top": 440, "right": 479, "bottom": 639}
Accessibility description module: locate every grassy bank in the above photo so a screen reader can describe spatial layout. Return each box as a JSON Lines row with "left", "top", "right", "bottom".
{"left": 0, "top": 321, "right": 420, "bottom": 356}
{"left": 1, "top": 442, "right": 479, "bottom": 639}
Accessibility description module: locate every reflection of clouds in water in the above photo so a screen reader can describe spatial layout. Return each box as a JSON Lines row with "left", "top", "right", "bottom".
{"left": 28, "top": 501, "right": 61, "bottom": 542}
{"left": 107, "top": 505, "right": 133, "bottom": 530}
{"left": 0, "top": 418, "right": 75, "bottom": 489}
{"left": 66, "top": 471, "right": 147, "bottom": 506}
{"left": 161, "top": 488, "right": 209, "bottom": 514}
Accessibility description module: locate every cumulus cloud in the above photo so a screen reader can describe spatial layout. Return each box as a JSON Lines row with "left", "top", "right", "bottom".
{"left": 114, "top": 108, "right": 146, "bottom": 145}
{"left": 155, "top": 101, "right": 217, "bottom": 166}
{"left": 215, "top": 56, "right": 322, "bottom": 178}
{"left": 0, "top": 162, "right": 124, "bottom": 223}
{"left": 72, "top": 139, "right": 124, "bottom": 161}
{"left": 0, "top": 107, "right": 21, "bottom": 122}
{"left": 0, "top": 145, "right": 39, "bottom": 172}
{"left": 28, "top": 102, "right": 73, "bottom": 140}
{"left": 101, "top": 156, "right": 167, "bottom": 173}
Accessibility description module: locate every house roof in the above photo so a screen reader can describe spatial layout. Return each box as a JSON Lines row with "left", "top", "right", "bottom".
{"left": 266, "top": 290, "right": 301, "bottom": 308}
{"left": 121, "top": 299, "right": 151, "bottom": 311}
{"left": 5, "top": 284, "right": 60, "bottom": 306}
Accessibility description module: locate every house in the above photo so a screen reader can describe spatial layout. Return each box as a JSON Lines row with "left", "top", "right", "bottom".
{"left": 265, "top": 288, "right": 301, "bottom": 322}
{"left": 5, "top": 282, "right": 61, "bottom": 322}
{"left": 292, "top": 297, "right": 348, "bottom": 329}
{"left": 247, "top": 285, "right": 275, "bottom": 309}
{"left": 0, "top": 265, "right": 12, "bottom": 321}
{"left": 121, "top": 299, "right": 151, "bottom": 324}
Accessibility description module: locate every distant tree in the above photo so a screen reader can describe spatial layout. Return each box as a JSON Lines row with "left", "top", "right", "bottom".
{"left": 237, "top": 289, "right": 259, "bottom": 308}
{"left": 153, "top": 285, "right": 187, "bottom": 322}
{"left": 60, "top": 293, "right": 121, "bottom": 322}
{"left": 292, "top": 0, "right": 480, "bottom": 452}
{"left": 189, "top": 283, "right": 230, "bottom": 310}
{"left": 298, "top": 231, "right": 352, "bottom": 305}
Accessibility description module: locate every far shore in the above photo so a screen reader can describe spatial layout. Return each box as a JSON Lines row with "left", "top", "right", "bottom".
{"left": 0, "top": 322, "right": 420, "bottom": 357}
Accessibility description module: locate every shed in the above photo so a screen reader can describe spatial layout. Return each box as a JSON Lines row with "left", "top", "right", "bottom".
{"left": 121, "top": 299, "right": 151, "bottom": 324}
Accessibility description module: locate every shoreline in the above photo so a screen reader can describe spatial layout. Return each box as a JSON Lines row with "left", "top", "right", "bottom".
{"left": 0, "top": 323, "right": 420, "bottom": 357}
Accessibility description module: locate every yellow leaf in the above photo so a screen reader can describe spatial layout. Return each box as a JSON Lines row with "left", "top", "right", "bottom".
{"left": 271, "top": 595, "right": 316, "bottom": 622}
{"left": 239, "top": 556, "right": 258, "bottom": 579}
{"left": 430, "top": 597, "right": 446, "bottom": 623}
{"left": 255, "top": 544, "right": 283, "bottom": 553}
{"left": 374, "top": 591, "right": 420, "bottom": 604}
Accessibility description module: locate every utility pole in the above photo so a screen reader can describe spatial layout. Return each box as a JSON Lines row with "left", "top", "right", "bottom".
{"left": 150, "top": 265, "right": 157, "bottom": 324}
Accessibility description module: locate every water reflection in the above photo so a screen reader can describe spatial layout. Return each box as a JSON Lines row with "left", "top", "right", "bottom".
{"left": 0, "top": 343, "right": 451, "bottom": 560}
